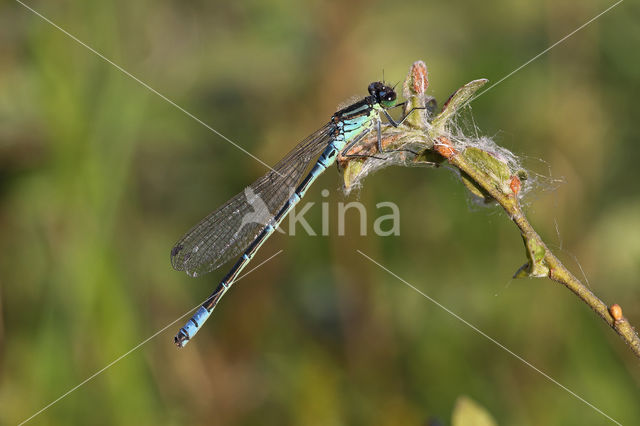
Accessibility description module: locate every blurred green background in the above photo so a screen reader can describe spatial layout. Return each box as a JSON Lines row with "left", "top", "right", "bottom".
{"left": 1, "top": 0, "right": 639, "bottom": 424}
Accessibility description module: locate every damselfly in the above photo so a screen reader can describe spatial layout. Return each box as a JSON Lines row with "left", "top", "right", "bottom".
{"left": 171, "top": 81, "right": 422, "bottom": 347}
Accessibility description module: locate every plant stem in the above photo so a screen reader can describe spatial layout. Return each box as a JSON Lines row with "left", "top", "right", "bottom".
{"left": 445, "top": 143, "right": 640, "bottom": 358}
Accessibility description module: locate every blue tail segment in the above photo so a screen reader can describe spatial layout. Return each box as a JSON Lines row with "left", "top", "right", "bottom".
{"left": 175, "top": 306, "right": 211, "bottom": 347}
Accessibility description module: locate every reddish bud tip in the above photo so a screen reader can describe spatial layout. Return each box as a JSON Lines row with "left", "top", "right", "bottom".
{"left": 510, "top": 175, "right": 521, "bottom": 195}
{"left": 434, "top": 136, "right": 457, "bottom": 158}
{"left": 609, "top": 304, "right": 623, "bottom": 321}
{"left": 410, "top": 61, "right": 429, "bottom": 95}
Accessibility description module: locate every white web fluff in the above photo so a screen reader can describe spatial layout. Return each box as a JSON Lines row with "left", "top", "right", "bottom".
{"left": 340, "top": 129, "right": 432, "bottom": 196}
{"left": 341, "top": 105, "right": 563, "bottom": 206}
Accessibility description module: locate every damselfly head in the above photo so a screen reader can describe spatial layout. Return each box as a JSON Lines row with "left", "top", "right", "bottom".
{"left": 368, "top": 81, "right": 396, "bottom": 107}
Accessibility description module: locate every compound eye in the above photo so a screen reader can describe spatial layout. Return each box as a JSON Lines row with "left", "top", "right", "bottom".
{"left": 368, "top": 82, "right": 379, "bottom": 96}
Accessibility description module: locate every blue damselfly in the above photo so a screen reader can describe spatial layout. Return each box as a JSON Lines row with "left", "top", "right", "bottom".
{"left": 171, "top": 81, "right": 421, "bottom": 347}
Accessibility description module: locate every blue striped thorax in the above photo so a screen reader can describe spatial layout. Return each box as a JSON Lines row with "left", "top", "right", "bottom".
{"left": 331, "top": 81, "right": 397, "bottom": 149}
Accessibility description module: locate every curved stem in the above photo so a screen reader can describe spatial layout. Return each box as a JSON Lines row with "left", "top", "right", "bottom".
{"left": 445, "top": 144, "right": 640, "bottom": 358}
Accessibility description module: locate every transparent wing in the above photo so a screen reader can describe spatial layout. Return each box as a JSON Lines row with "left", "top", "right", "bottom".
{"left": 171, "top": 123, "right": 334, "bottom": 277}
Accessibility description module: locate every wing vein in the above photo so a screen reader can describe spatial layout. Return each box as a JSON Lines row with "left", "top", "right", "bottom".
{"left": 171, "top": 123, "right": 334, "bottom": 276}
